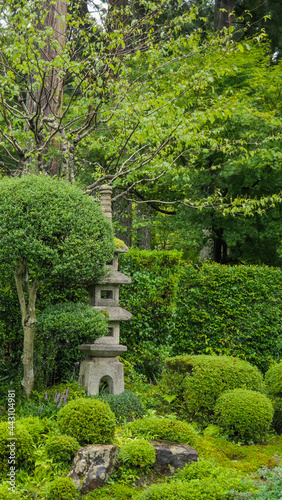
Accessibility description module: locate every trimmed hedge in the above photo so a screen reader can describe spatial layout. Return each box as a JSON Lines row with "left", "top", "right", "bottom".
{"left": 158, "top": 354, "right": 265, "bottom": 425}
{"left": 119, "top": 250, "right": 282, "bottom": 373}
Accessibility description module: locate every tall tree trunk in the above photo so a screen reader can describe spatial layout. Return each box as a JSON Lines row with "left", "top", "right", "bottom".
{"left": 42, "top": 0, "right": 67, "bottom": 176}
{"left": 15, "top": 262, "right": 38, "bottom": 397}
{"left": 214, "top": 0, "right": 234, "bottom": 30}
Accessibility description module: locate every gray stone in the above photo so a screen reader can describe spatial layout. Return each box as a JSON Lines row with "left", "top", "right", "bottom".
{"left": 99, "top": 270, "right": 132, "bottom": 285}
{"left": 79, "top": 356, "right": 125, "bottom": 395}
{"left": 150, "top": 440, "right": 198, "bottom": 474}
{"left": 78, "top": 343, "right": 127, "bottom": 357}
{"left": 93, "top": 306, "right": 132, "bottom": 322}
{"left": 69, "top": 444, "right": 119, "bottom": 494}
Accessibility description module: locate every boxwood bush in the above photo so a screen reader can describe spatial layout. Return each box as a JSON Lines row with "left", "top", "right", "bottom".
{"left": 57, "top": 398, "right": 115, "bottom": 446}
{"left": 159, "top": 355, "right": 265, "bottom": 425}
{"left": 46, "top": 477, "right": 78, "bottom": 500}
{"left": 214, "top": 388, "right": 274, "bottom": 443}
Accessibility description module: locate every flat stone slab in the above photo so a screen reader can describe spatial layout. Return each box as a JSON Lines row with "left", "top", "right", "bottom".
{"left": 150, "top": 440, "right": 198, "bottom": 474}
{"left": 93, "top": 306, "right": 132, "bottom": 321}
{"left": 69, "top": 444, "right": 119, "bottom": 494}
{"left": 99, "top": 270, "right": 132, "bottom": 285}
{"left": 78, "top": 343, "right": 127, "bottom": 357}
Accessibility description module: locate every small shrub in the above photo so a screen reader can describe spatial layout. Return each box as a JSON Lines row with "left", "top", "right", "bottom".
{"left": 214, "top": 388, "right": 274, "bottom": 443}
{"left": 46, "top": 476, "right": 78, "bottom": 500}
{"left": 45, "top": 435, "right": 80, "bottom": 465}
{"left": 0, "top": 422, "right": 35, "bottom": 477}
{"left": 265, "top": 362, "right": 282, "bottom": 398}
{"left": 119, "top": 439, "right": 156, "bottom": 468}
{"left": 99, "top": 390, "right": 145, "bottom": 423}
{"left": 159, "top": 355, "right": 265, "bottom": 425}
{"left": 17, "top": 416, "right": 46, "bottom": 444}
{"left": 128, "top": 416, "right": 197, "bottom": 446}
{"left": 57, "top": 398, "right": 115, "bottom": 446}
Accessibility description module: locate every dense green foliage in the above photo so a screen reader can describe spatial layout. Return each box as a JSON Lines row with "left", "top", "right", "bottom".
{"left": 265, "top": 362, "right": 282, "bottom": 434}
{"left": 159, "top": 355, "right": 265, "bottom": 425}
{"left": 45, "top": 435, "right": 80, "bottom": 465}
{"left": 16, "top": 416, "right": 46, "bottom": 444}
{"left": 214, "top": 389, "right": 274, "bottom": 443}
{"left": 118, "top": 439, "right": 156, "bottom": 469}
{"left": 99, "top": 390, "right": 145, "bottom": 424}
{"left": 46, "top": 477, "right": 78, "bottom": 500}
{"left": 137, "top": 468, "right": 254, "bottom": 499}
{"left": 272, "top": 399, "right": 282, "bottom": 435}
{"left": 0, "top": 422, "right": 35, "bottom": 477}
{"left": 57, "top": 398, "right": 115, "bottom": 446}
{"left": 265, "top": 362, "right": 282, "bottom": 397}
{"left": 35, "top": 302, "right": 108, "bottom": 385}
{"left": 119, "top": 250, "right": 282, "bottom": 374}
{"left": 128, "top": 416, "right": 197, "bottom": 446}
{"left": 0, "top": 175, "right": 114, "bottom": 285}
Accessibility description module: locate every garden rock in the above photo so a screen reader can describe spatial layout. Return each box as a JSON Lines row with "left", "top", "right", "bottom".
{"left": 150, "top": 440, "right": 198, "bottom": 474}
{"left": 68, "top": 444, "right": 119, "bottom": 494}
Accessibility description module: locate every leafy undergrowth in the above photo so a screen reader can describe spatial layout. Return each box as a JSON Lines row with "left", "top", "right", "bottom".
{"left": 0, "top": 381, "right": 282, "bottom": 499}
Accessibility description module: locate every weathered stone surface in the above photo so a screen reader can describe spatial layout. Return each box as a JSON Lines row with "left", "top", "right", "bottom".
{"left": 69, "top": 444, "right": 119, "bottom": 494}
{"left": 79, "top": 357, "right": 125, "bottom": 395}
{"left": 150, "top": 440, "right": 198, "bottom": 474}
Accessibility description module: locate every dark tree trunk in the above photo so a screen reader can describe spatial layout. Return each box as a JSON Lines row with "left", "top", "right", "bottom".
{"left": 213, "top": 228, "right": 228, "bottom": 263}
{"left": 214, "top": 0, "right": 234, "bottom": 30}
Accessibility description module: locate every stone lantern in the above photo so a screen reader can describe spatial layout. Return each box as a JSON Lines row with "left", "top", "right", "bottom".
{"left": 78, "top": 185, "right": 132, "bottom": 396}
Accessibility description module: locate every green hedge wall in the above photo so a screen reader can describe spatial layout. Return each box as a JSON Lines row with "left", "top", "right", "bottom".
{"left": 119, "top": 250, "right": 282, "bottom": 373}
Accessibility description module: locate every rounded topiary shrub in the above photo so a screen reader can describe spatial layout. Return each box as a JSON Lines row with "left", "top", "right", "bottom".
{"left": 17, "top": 416, "right": 46, "bottom": 444}
{"left": 159, "top": 355, "right": 265, "bottom": 425}
{"left": 45, "top": 435, "right": 80, "bottom": 465}
{"left": 0, "top": 422, "right": 35, "bottom": 477}
{"left": 99, "top": 390, "right": 145, "bottom": 423}
{"left": 214, "top": 388, "right": 274, "bottom": 443}
{"left": 47, "top": 477, "right": 78, "bottom": 500}
{"left": 119, "top": 439, "right": 156, "bottom": 469}
{"left": 128, "top": 416, "right": 197, "bottom": 446}
{"left": 265, "top": 362, "right": 282, "bottom": 398}
{"left": 57, "top": 398, "right": 115, "bottom": 446}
